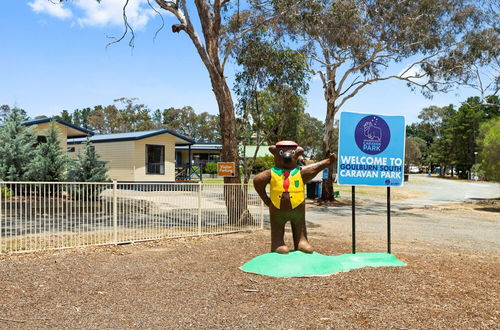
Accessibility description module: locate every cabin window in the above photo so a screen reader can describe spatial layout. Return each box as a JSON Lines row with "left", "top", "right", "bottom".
{"left": 146, "top": 144, "right": 165, "bottom": 175}
{"left": 67, "top": 147, "right": 76, "bottom": 152}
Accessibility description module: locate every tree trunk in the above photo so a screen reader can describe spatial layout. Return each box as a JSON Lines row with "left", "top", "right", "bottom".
{"left": 320, "top": 101, "right": 336, "bottom": 201}
{"left": 208, "top": 71, "right": 250, "bottom": 224}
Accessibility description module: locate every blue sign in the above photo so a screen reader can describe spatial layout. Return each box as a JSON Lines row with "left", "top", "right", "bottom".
{"left": 337, "top": 112, "right": 406, "bottom": 186}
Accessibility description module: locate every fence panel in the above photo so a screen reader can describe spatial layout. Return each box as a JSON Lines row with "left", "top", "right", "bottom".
{"left": 0, "top": 181, "right": 264, "bottom": 254}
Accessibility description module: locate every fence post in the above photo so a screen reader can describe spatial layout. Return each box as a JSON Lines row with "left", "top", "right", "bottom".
{"left": 0, "top": 183, "right": 3, "bottom": 253}
{"left": 260, "top": 200, "right": 264, "bottom": 229}
{"left": 113, "top": 181, "right": 118, "bottom": 244}
{"left": 197, "top": 181, "right": 202, "bottom": 235}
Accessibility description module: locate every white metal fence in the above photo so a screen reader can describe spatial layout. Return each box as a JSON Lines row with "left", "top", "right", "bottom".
{"left": 0, "top": 181, "right": 265, "bottom": 254}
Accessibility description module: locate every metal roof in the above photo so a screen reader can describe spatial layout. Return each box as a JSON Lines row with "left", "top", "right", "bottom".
{"left": 67, "top": 129, "right": 195, "bottom": 145}
{"left": 22, "top": 118, "right": 94, "bottom": 137}
{"left": 175, "top": 143, "right": 222, "bottom": 151}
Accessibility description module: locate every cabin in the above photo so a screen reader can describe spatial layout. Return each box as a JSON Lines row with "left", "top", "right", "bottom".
{"left": 68, "top": 129, "right": 194, "bottom": 182}
{"left": 23, "top": 118, "right": 93, "bottom": 150}
{"left": 175, "top": 142, "right": 222, "bottom": 168}
{"left": 174, "top": 143, "right": 271, "bottom": 168}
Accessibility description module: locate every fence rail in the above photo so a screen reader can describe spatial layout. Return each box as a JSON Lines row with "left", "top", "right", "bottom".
{"left": 0, "top": 181, "right": 264, "bottom": 254}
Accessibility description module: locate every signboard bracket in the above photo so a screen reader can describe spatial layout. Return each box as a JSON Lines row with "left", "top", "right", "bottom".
{"left": 351, "top": 186, "right": 356, "bottom": 254}
{"left": 387, "top": 187, "right": 391, "bottom": 254}
{"left": 350, "top": 185, "right": 392, "bottom": 254}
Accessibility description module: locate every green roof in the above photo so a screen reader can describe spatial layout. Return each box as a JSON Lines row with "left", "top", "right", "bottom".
{"left": 239, "top": 145, "right": 272, "bottom": 158}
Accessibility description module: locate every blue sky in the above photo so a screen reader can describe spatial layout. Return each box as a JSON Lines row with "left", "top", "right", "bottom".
{"left": 0, "top": 0, "right": 479, "bottom": 124}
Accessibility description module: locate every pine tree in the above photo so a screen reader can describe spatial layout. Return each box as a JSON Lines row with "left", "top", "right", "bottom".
{"left": 27, "top": 122, "right": 69, "bottom": 181}
{"left": 0, "top": 108, "right": 37, "bottom": 181}
{"left": 69, "top": 138, "right": 109, "bottom": 182}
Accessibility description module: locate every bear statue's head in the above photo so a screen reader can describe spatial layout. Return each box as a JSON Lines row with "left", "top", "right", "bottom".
{"left": 269, "top": 140, "right": 304, "bottom": 170}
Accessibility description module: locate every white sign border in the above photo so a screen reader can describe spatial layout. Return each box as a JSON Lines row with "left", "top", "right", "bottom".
{"left": 336, "top": 111, "right": 407, "bottom": 187}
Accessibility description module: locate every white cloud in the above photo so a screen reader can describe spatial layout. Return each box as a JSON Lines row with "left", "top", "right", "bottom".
{"left": 73, "top": 0, "right": 157, "bottom": 30}
{"left": 28, "top": 0, "right": 158, "bottom": 30}
{"left": 399, "top": 65, "right": 427, "bottom": 84}
{"left": 28, "top": 0, "right": 73, "bottom": 19}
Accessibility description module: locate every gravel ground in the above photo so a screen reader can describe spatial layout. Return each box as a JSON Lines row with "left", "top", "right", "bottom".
{"left": 0, "top": 201, "right": 499, "bottom": 329}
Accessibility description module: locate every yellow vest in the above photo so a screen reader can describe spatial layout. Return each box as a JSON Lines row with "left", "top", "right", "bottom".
{"left": 270, "top": 166, "right": 305, "bottom": 209}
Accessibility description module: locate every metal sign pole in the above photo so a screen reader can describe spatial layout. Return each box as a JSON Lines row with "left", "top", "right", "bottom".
{"left": 352, "top": 185, "right": 356, "bottom": 254}
{"left": 387, "top": 186, "right": 391, "bottom": 254}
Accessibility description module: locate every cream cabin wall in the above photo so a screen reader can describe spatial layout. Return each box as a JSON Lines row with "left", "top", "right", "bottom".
{"left": 134, "top": 135, "right": 176, "bottom": 181}
{"left": 72, "top": 141, "right": 136, "bottom": 181}
{"left": 31, "top": 122, "right": 68, "bottom": 151}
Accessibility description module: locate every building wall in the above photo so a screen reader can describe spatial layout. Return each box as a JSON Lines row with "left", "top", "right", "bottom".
{"left": 72, "top": 141, "right": 136, "bottom": 181}
{"left": 134, "top": 134, "right": 177, "bottom": 181}
{"left": 31, "top": 122, "right": 68, "bottom": 151}
{"left": 178, "top": 149, "right": 222, "bottom": 165}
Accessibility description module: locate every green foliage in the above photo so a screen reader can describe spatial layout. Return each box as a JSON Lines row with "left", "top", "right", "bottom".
{"left": 251, "top": 156, "right": 274, "bottom": 174}
{"left": 204, "top": 162, "right": 218, "bottom": 174}
{"left": 58, "top": 101, "right": 220, "bottom": 142}
{"left": 476, "top": 118, "right": 500, "bottom": 182}
{"left": 420, "top": 96, "right": 500, "bottom": 178}
{"left": 405, "top": 137, "right": 423, "bottom": 168}
{"left": 0, "top": 107, "right": 37, "bottom": 181}
{"left": 0, "top": 104, "right": 11, "bottom": 124}
{"left": 1, "top": 187, "right": 12, "bottom": 198}
{"left": 27, "top": 122, "right": 70, "bottom": 182}
{"left": 234, "top": 29, "right": 310, "bottom": 179}
{"left": 298, "top": 113, "right": 326, "bottom": 158}
{"left": 69, "top": 138, "right": 109, "bottom": 182}
{"left": 160, "top": 106, "right": 220, "bottom": 142}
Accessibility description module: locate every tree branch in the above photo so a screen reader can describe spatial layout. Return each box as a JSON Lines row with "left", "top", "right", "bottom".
{"left": 155, "top": 0, "right": 213, "bottom": 70}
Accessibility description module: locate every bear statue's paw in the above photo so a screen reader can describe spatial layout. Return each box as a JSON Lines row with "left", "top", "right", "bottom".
{"left": 274, "top": 245, "right": 290, "bottom": 254}
{"left": 297, "top": 241, "right": 314, "bottom": 254}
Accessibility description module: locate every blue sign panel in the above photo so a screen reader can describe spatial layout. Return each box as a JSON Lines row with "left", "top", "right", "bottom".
{"left": 337, "top": 112, "right": 406, "bottom": 186}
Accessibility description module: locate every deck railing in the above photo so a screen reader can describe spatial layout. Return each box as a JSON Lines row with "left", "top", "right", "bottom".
{"left": 0, "top": 181, "right": 264, "bottom": 254}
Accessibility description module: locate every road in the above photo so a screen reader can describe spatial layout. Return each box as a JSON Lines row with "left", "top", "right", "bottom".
{"left": 305, "top": 175, "right": 500, "bottom": 253}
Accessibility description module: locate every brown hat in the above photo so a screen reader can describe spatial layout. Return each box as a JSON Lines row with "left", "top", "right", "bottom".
{"left": 276, "top": 140, "right": 298, "bottom": 148}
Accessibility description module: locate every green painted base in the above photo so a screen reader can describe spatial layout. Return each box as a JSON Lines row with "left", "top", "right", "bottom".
{"left": 240, "top": 251, "right": 406, "bottom": 278}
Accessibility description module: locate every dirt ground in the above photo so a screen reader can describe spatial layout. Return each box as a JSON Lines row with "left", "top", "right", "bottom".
{"left": 0, "top": 202, "right": 499, "bottom": 329}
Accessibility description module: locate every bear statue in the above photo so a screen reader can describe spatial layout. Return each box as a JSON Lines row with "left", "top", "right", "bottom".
{"left": 253, "top": 141, "right": 337, "bottom": 254}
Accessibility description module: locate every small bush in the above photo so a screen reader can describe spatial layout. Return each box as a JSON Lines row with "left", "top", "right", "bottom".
{"left": 1, "top": 186, "right": 12, "bottom": 198}
{"left": 252, "top": 155, "right": 274, "bottom": 174}
{"left": 204, "top": 162, "right": 218, "bottom": 174}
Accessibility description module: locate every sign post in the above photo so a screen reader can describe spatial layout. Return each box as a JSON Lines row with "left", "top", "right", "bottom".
{"left": 337, "top": 112, "right": 405, "bottom": 254}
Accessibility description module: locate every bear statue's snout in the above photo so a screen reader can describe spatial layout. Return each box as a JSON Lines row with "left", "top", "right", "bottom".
{"left": 282, "top": 153, "right": 293, "bottom": 163}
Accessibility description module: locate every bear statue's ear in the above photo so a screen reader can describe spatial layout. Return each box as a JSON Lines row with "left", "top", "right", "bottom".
{"left": 269, "top": 145, "right": 277, "bottom": 156}
{"left": 295, "top": 147, "right": 304, "bottom": 159}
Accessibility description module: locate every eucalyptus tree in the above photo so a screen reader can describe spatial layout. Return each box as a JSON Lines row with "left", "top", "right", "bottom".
{"left": 233, "top": 30, "right": 310, "bottom": 181}
{"left": 56, "top": 0, "right": 287, "bottom": 185}
{"left": 262, "top": 0, "right": 498, "bottom": 199}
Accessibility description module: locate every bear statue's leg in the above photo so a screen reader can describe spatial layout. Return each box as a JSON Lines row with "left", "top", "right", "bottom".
{"left": 269, "top": 208, "right": 289, "bottom": 254}
{"left": 290, "top": 203, "right": 314, "bottom": 253}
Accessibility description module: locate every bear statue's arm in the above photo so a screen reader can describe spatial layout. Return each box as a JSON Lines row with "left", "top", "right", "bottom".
{"left": 253, "top": 169, "right": 272, "bottom": 207}
{"left": 300, "top": 153, "right": 337, "bottom": 183}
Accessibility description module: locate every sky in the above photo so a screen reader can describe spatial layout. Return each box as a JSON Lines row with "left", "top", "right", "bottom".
{"left": 0, "top": 0, "right": 480, "bottom": 124}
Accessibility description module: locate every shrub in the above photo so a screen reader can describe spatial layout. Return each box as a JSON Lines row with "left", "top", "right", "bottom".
{"left": 68, "top": 138, "right": 109, "bottom": 182}
{"left": 252, "top": 155, "right": 274, "bottom": 174}
{"left": 204, "top": 162, "right": 218, "bottom": 174}
{"left": 1, "top": 186, "right": 12, "bottom": 198}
